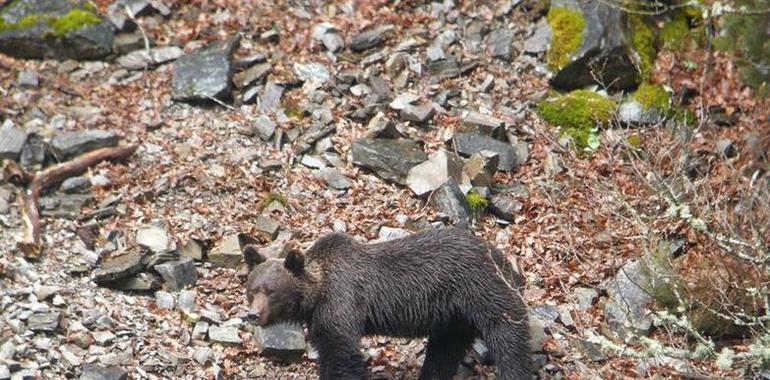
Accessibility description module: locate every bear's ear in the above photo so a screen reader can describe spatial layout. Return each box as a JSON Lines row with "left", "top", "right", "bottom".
{"left": 284, "top": 249, "right": 305, "bottom": 275}
{"left": 243, "top": 245, "right": 267, "bottom": 271}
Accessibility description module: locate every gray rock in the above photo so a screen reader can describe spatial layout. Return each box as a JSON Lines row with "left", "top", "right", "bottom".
{"left": 0, "top": 124, "right": 27, "bottom": 161}
{"left": 112, "top": 32, "right": 148, "bottom": 54}
{"left": 253, "top": 114, "right": 276, "bottom": 141}
{"left": 108, "top": 272, "right": 162, "bottom": 291}
{"left": 399, "top": 103, "right": 435, "bottom": 123}
{"left": 604, "top": 260, "right": 653, "bottom": 337}
{"left": 105, "top": 0, "right": 154, "bottom": 31}
{"left": 18, "top": 70, "right": 39, "bottom": 87}
{"left": 171, "top": 37, "right": 239, "bottom": 101}
{"left": 293, "top": 62, "right": 331, "bottom": 84}
{"left": 255, "top": 216, "right": 280, "bottom": 240}
{"left": 27, "top": 312, "right": 61, "bottom": 332}
{"left": 92, "top": 330, "right": 116, "bottom": 345}
{"left": 178, "top": 290, "right": 196, "bottom": 312}
{"left": 300, "top": 155, "right": 326, "bottom": 169}
{"left": 376, "top": 226, "right": 411, "bottom": 242}
{"left": 93, "top": 251, "right": 144, "bottom": 284}
{"left": 322, "top": 33, "right": 344, "bottom": 53}
{"left": 155, "top": 290, "right": 174, "bottom": 310}
{"left": 716, "top": 138, "right": 737, "bottom": 158}
{"left": 569, "top": 337, "right": 606, "bottom": 361}
{"left": 405, "top": 149, "right": 464, "bottom": 196}
{"left": 463, "top": 151, "right": 499, "bottom": 187}
{"left": 79, "top": 364, "right": 127, "bottom": 380}
{"left": 192, "top": 321, "right": 209, "bottom": 340}
{"left": 136, "top": 225, "right": 171, "bottom": 253}
{"left": 20, "top": 134, "right": 46, "bottom": 170}
{"left": 573, "top": 287, "right": 598, "bottom": 310}
{"left": 50, "top": 130, "right": 118, "bottom": 160}
{"left": 532, "top": 305, "right": 559, "bottom": 328}
{"left": 487, "top": 28, "right": 515, "bottom": 61}
{"left": 489, "top": 194, "right": 523, "bottom": 221}
{"left": 209, "top": 325, "right": 242, "bottom": 345}
{"left": 317, "top": 168, "right": 353, "bottom": 190}
{"left": 523, "top": 18, "right": 552, "bottom": 54}
{"left": 365, "top": 112, "right": 403, "bottom": 139}
{"left": 208, "top": 234, "right": 242, "bottom": 268}
{"left": 453, "top": 133, "right": 518, "bottom": 171}
{"left": 9, "top": 369, "right": 34, "bottom": 380}
{"left": 0, "top": 0, "right": 114, "bottom": 60}
{"left": 350, "top": 28, "right": 384, "bottom": 52}
{"left": 193, "top": 346, "right": 212, "bottom": 365}
{"left": 429, "top": 179, "right": 471, "bottom": 225}
{"left": 116, "top": 46, "right": 184, "bottom": 70}
{"left": 617, "top": 100, "right": 663, "bottom": 126}
{"left": 0, "top": 365, "right": 8, "bottom": 380}
{"left": 254, "top": 324, "right": 306, "bottom": 363}
{"left": 548, "top": 0, "right": 639, "bottom": 91}
{"left": 154, "top": 257, "right": 197, "bottom": 291}
{"left": 528, "top": 311, "right": 547, "bottom": 352}
{"left": 179, "top": 240, "right": 205, "bottom": 261}
{"left": 388, "top": 92, "right": 419, "bottom": 110}
{"left": 39, "top": 193, "right": 93, "bottom": 218}
{"left": 351, "top": 138, "right": 427, "bottom": 185}
{"left": 233, "top": 62, "right": 271, "bottom": 89}
{"left": 260, "top": 82, "right": 284, "bottom": 112}
{"left": 60, "top": 176, "right": 91, "bottom": 194}
{"left": 461, "top": 111, "right": 505, "bottom": 138}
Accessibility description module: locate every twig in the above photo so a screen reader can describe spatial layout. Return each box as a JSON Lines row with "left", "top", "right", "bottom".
{"left": 14, "top": 145, "right": 138, "bottom": 258}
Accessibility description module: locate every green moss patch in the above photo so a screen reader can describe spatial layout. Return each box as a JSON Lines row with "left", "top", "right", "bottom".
{"left": 628, "top": 15, "right": 656, "bottom": 78}
{"left": 538, "top": 90, "right": 615, "bottom": 151}
{"left": 466, "top": 190, "right": 488, "bottom": 212}
{"left": 546, "top": 7, "right": 585, "bottom": 71}
{"left": 633, "top": 82, "right": 670, "bottom": 111}
{"left": 47, "top": 9, "right": 101, "bottom": 37}
{"left": 659, "top": 15, "right": 690, "bottom": 51}
{"left": 0, "top": 6, "right": 101, "bottom": 36}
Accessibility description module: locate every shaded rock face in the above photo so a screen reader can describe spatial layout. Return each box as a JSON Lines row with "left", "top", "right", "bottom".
{"left": 351, "top": 138, "right": 428, "bottom": 185}
{"left": 0, "top": 0, "right": 114, "bottom": 60}
{"left": 171, "top": 37, "right": 239, "bottom": 102}
{"left": 549, "top": 0, "right": 639, "bottom": 91}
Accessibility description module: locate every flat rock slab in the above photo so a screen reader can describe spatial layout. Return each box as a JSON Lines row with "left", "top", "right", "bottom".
{"left": 79, "top": 364, "right": 127, "bottom": 380}
{"left": 117, "top": 46, "right": 184, "bottom": 70}
{"left": 136, "top": 225, "right": 171, "bottom": 253}
{"left": 406, "top": 149, "right": 464, "bottom": 196}
{"left": 351, "top": 138, "right": 427, "bottom": 185}
{"left": 255, "top": 324, "right": 306, "bottom": 363}
{"left": 154, "top": 257, "right": 197, "bottom": 291}
{"left": 171, "top": 37, "right": 239, "bottom": 101}
{"left": 50, "top": 130, "right": 119, "bottom": 160}
{"left": 208, "top": 234, "right": 242, "bottom": 268}
{"left": 453, "top": 133, "right": 518, "bottom": 172}
{"left": 27, "top": 311, "right": 61, "bottom": 332}
{"left": 0, "top": 0, "right": 114, "bottom": 60}
{"left": 209, "top": 325, "right": 242, "bottom": 345}
{"left": 93, "top": 251, "right": 144, "bottom": 284}
{"left": 0, "top": 124, "right": 27, "bottom": 161}
{"left": 316, "top": 167, "right": 353, "bottom": 190}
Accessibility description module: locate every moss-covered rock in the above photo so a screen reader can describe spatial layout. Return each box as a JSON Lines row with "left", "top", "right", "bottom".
{"left": 658, "top": 14, "right": 690, "bottom": 51}
{"left": 465, "top": 189, "right": 489, "bottom": 212}
{"left": 538, "top": 90, "right": 616, "bottom": 150}
{"left": 546, "top": 7, "right": 585, "bottom": 71}
{"left": 633, "top": 82, "right": 670, "bottom": 111}
{"left": 0, "top": 0, "right": 113, "bottom": 60}
{"left": 627, "top": 15, "right": 656, "bottom": 78}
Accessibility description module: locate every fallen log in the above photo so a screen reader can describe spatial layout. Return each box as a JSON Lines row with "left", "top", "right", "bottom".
{"left": 6, "top": 144, "right": 138, "bottom": 259}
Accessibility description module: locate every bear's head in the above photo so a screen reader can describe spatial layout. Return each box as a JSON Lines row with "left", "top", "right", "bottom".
{"left": 242, "top": 245, "right": 307, "bottom": 326}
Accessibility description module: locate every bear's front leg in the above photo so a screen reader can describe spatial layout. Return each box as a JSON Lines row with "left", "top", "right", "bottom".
{"left": 310, "top": 306, "right": 366, "bottom": 380}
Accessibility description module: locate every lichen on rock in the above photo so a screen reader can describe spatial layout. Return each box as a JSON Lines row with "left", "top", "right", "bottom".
{"left": 545, "top": 7, "right": 585, "bottom": 71}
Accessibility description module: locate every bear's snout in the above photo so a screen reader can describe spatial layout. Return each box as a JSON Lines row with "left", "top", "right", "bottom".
{"left": 248, "top": 293, "right": 269, "bottom": 326}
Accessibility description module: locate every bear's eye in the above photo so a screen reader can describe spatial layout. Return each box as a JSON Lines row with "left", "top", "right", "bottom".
{"left": 262, "top": 287, "right": 273, "bottom": 295}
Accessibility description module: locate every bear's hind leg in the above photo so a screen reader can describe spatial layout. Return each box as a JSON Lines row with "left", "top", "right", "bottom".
{"left": 418, "top": 328, "right": 474, "bottom": 380}
{"left": 479, "top": 316, "right": 534, "bottom": 380}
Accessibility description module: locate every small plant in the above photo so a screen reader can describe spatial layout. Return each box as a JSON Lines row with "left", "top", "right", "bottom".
{"left": 466, "top": 190, "right": 488, "bottom": 213}
{"left": 258, "top": 192, "right": 288, "bottom": 211}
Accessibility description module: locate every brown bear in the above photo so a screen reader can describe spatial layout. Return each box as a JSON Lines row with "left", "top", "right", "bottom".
{"left": 243, "top": 227, "right": 533, "bottom": 380}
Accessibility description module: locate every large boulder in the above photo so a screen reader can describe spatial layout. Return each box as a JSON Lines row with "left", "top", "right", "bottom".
{"left": 0, "top": 0, "right": 113, "bottom": 60}
{"left": 546, "top": 0, "right": 641, "bottom": 91}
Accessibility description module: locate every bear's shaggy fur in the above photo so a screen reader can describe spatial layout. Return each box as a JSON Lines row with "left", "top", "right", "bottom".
{"left": 243, "top": 227, "right": 533, "bottom": 380}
